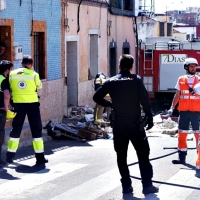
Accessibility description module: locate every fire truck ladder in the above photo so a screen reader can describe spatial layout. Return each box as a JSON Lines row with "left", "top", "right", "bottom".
{"left": 144, "top": 44, "right": 154, "bottom": 74}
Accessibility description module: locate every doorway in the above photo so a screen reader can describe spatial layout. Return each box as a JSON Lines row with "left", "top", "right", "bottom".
{"left": 109, "top": 40, "right": 117, "bottom": 77}
{"left": 0, "top": 25, "right": 12, "bottom": 61}
{"left": 66, "top": 41, "right": 78, "bottom": 106}
{"left": 89, "top": 34, "right": 98, "bottom": 79}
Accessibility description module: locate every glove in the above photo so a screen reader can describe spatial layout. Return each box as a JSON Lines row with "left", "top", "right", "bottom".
{"left": 6, "top": 110, "right": 17, "bottom": 119}
{"left": 145, "top": 115, "right": 154, "bottom": 130}
{"left": 167, "top": 107, "right": 174, "bottom": 116}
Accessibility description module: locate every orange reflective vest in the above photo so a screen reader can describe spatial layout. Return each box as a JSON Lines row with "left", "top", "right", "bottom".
{"left": 178, "top": 75, "right": 200, "bottom": 111}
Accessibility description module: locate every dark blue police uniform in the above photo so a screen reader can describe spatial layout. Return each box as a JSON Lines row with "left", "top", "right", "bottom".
{"left": 93, "top": 70, "right": 154, "bottom": 191}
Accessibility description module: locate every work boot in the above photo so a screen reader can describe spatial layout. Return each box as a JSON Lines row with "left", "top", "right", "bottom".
{"left": 35, "top": 153, "right": 48, "bottom": 165}
{"left": 6, "top": 152, "right": 15, "bottom": 164}
{"left": 142, "top": 185, "right": 159, "bottom": 195}
{"left": 121, "top": 178, "right": 132, "bottom": 194}
{"left": 94, "top": 119, "right": 110, "bottom": 126}
{"left": 172, "top": 150, "right": 187, "bottom": 164}
{"left": 122, "top": 185, "right": 133, "bottom": 194}
{"left": 195, "top": 169, "right": 200, "bottom": 178}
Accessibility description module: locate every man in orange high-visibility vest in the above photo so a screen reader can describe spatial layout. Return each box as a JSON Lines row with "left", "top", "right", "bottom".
{"left": 169, "top": 57, "right": 200, "bottom": 178}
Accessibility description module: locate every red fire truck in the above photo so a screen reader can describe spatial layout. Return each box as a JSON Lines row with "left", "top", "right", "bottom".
{"left": 138, "top": 37, "right": 200, "bottom": 102}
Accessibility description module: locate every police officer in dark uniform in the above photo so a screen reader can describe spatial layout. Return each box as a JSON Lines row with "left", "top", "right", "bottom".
{"left": 93, "top": 54, "right": 159, "bottom": 194}
{"left": 0, "top": 60, "right": 13, "bottom": 166}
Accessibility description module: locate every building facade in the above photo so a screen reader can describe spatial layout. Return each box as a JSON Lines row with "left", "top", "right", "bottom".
{"left": 0, "top": 0, "right": 64, "bottom": 125}
{"left": 63, "top": 0, "right": 136, "bottom": 111}
{"left": 0, "top": 0, "right": 138, "bottom": 125}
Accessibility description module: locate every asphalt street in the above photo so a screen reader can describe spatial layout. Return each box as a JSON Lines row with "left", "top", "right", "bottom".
{"left": 0, "top": 131, "right": 199, "bottom": 200}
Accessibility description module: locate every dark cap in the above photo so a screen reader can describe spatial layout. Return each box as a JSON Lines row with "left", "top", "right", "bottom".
{"left": 0, "top": 60, "right": 13, "bottom": 74}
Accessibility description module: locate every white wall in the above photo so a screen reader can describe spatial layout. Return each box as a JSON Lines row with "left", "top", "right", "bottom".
{"left": 173, "top": 27, "right": 196, "bottom": 36}
{"left": 137, "top": 22, "right": 156, "bottom": 42}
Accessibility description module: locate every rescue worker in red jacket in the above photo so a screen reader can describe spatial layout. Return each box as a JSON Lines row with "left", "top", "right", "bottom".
{"left": 169, "top": 57, "right": 200, "bottom": 177}
{"left": 6, "top": 55, "right": 48, "bottom": 165}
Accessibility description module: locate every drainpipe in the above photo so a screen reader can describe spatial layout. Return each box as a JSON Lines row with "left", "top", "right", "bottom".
{"left": 133, "top": 16, "right": 139, "bottom": 74}
{"left": 77, "top": 0, "right": 83, "bottom": 33}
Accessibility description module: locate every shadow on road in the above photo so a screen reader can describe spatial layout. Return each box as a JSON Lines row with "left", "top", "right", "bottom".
{"left": 122, "top": 192, "right": 160, "bottom": 200}
{"left": 0, "top": 168, "right": 20, "bottom": 180}
{"left": 15, "top": 163, "right": 49, "bottom": 174}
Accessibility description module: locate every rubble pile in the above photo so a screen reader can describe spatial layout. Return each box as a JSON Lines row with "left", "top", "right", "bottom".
{"left": 148, "top": 114, "right": 179, "bottom": 137}
{"left": 45, "top": 108, "right": 196, "bottom": 142}
{"left": 60, "top": 105, "right": 113, "bottom": 141}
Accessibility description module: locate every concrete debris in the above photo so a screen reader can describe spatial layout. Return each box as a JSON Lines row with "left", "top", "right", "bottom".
{"left": 84, "top": 114, "right": 94, "bottom": 122}
{"left": 60, "top": 109, "right": 195, "bottom": 141}
{"left": 61, "top": 105, "right": 113, "bottom": 140}
{"left": 162, "top": 118, "right": 178, "bottom": 129}
{"left": 148, "top": 114, "right": 179, "bottom": 137}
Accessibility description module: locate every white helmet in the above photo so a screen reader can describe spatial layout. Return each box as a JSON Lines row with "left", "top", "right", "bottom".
{"left": 184, "top": 58, "right": 198, "bottom": 75}
{"left": 184, "top": 58, "right": 198, "bottom": 66}
{"left": 194, "top": 83, "right": 200, "bottom": 95}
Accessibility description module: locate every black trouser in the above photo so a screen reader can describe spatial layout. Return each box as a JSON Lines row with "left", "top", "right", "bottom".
{"left": 7, "top": 102, "right": 44, "bottom": 161}
{"left": 113, "top": 114, "right": 153, "bottom": 188}
{"left": 0, "top": 110, "right": 6, "bottom": 157}
{"left": 10, "top": 103, "right": 42, "bottom": 138}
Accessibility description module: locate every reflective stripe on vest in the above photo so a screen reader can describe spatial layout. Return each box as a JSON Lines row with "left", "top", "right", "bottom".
{"left": 7, "top": 137, "right": 20, "bottom": 152}
{"left": 180, "top": 96, "right": 200, "bottom": 99}
{"left": 32, "top": 138, "right": 44, "bottom": 153}
{"left": 9, "top": 68, "right": 42, "bottom": 103}
{"left": 178, "top": 75, "right": 200, "bottom": 111}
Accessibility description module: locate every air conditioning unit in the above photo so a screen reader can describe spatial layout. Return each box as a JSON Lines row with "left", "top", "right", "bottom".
{"left": 0, "top": 0, "right": 6, "bottom": 11}
{"left": 14, "top": 46, "right": 23, "bottom": 60}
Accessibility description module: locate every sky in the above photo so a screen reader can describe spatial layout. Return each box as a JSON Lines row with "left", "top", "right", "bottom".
{"left": 146, "top": 0, "right": 200, "bottom": 13}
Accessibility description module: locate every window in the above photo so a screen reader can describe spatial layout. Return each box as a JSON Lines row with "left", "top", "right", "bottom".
{"left": 33, "top": 32, "right": 45, "bottom": 79}
{"left": 143, "top": 76, "right": 153, "bottom": 92}
{"left": 186, "top": 34, "right": 190, "bottom": 40}
{"left": 31, "top": 21, "right": 46, "bottom": 79}
{"left": 191, "top": 34, "right": 194, "bottom": 39}
{"left": 109, "top": 40, "right": 117, "bottom": 77}
{"left": 110, "top": 0, "right": 133, "bottom": 11}
{"left": 110, "top": 0, "right": 122, "bottom": 9}
{"left": 123, "top": 0, "right": 132, "bottom": 11}
{"left": 89, "top": 34, "right": 98, "bottom": 79}
{"left": 159, "top": 22, "right": 165, "bottom": 36}
{"left": 167, "top": 23, "right": 172, "bottom": 36}
{"left": 122, "top": 40, "right": 130, "bottom": 54}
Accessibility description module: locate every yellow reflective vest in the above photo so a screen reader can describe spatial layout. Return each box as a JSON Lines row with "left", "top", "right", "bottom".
{"left": 9, "top": 67, "right": 42, "bottom": 103}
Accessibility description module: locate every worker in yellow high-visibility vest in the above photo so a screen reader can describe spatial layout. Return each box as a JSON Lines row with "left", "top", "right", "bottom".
{"left": 6, "top": 55, "right": 48, "bottom": 165}
{"left": 94, "top": 72, "right": 111, "bottom": 124}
